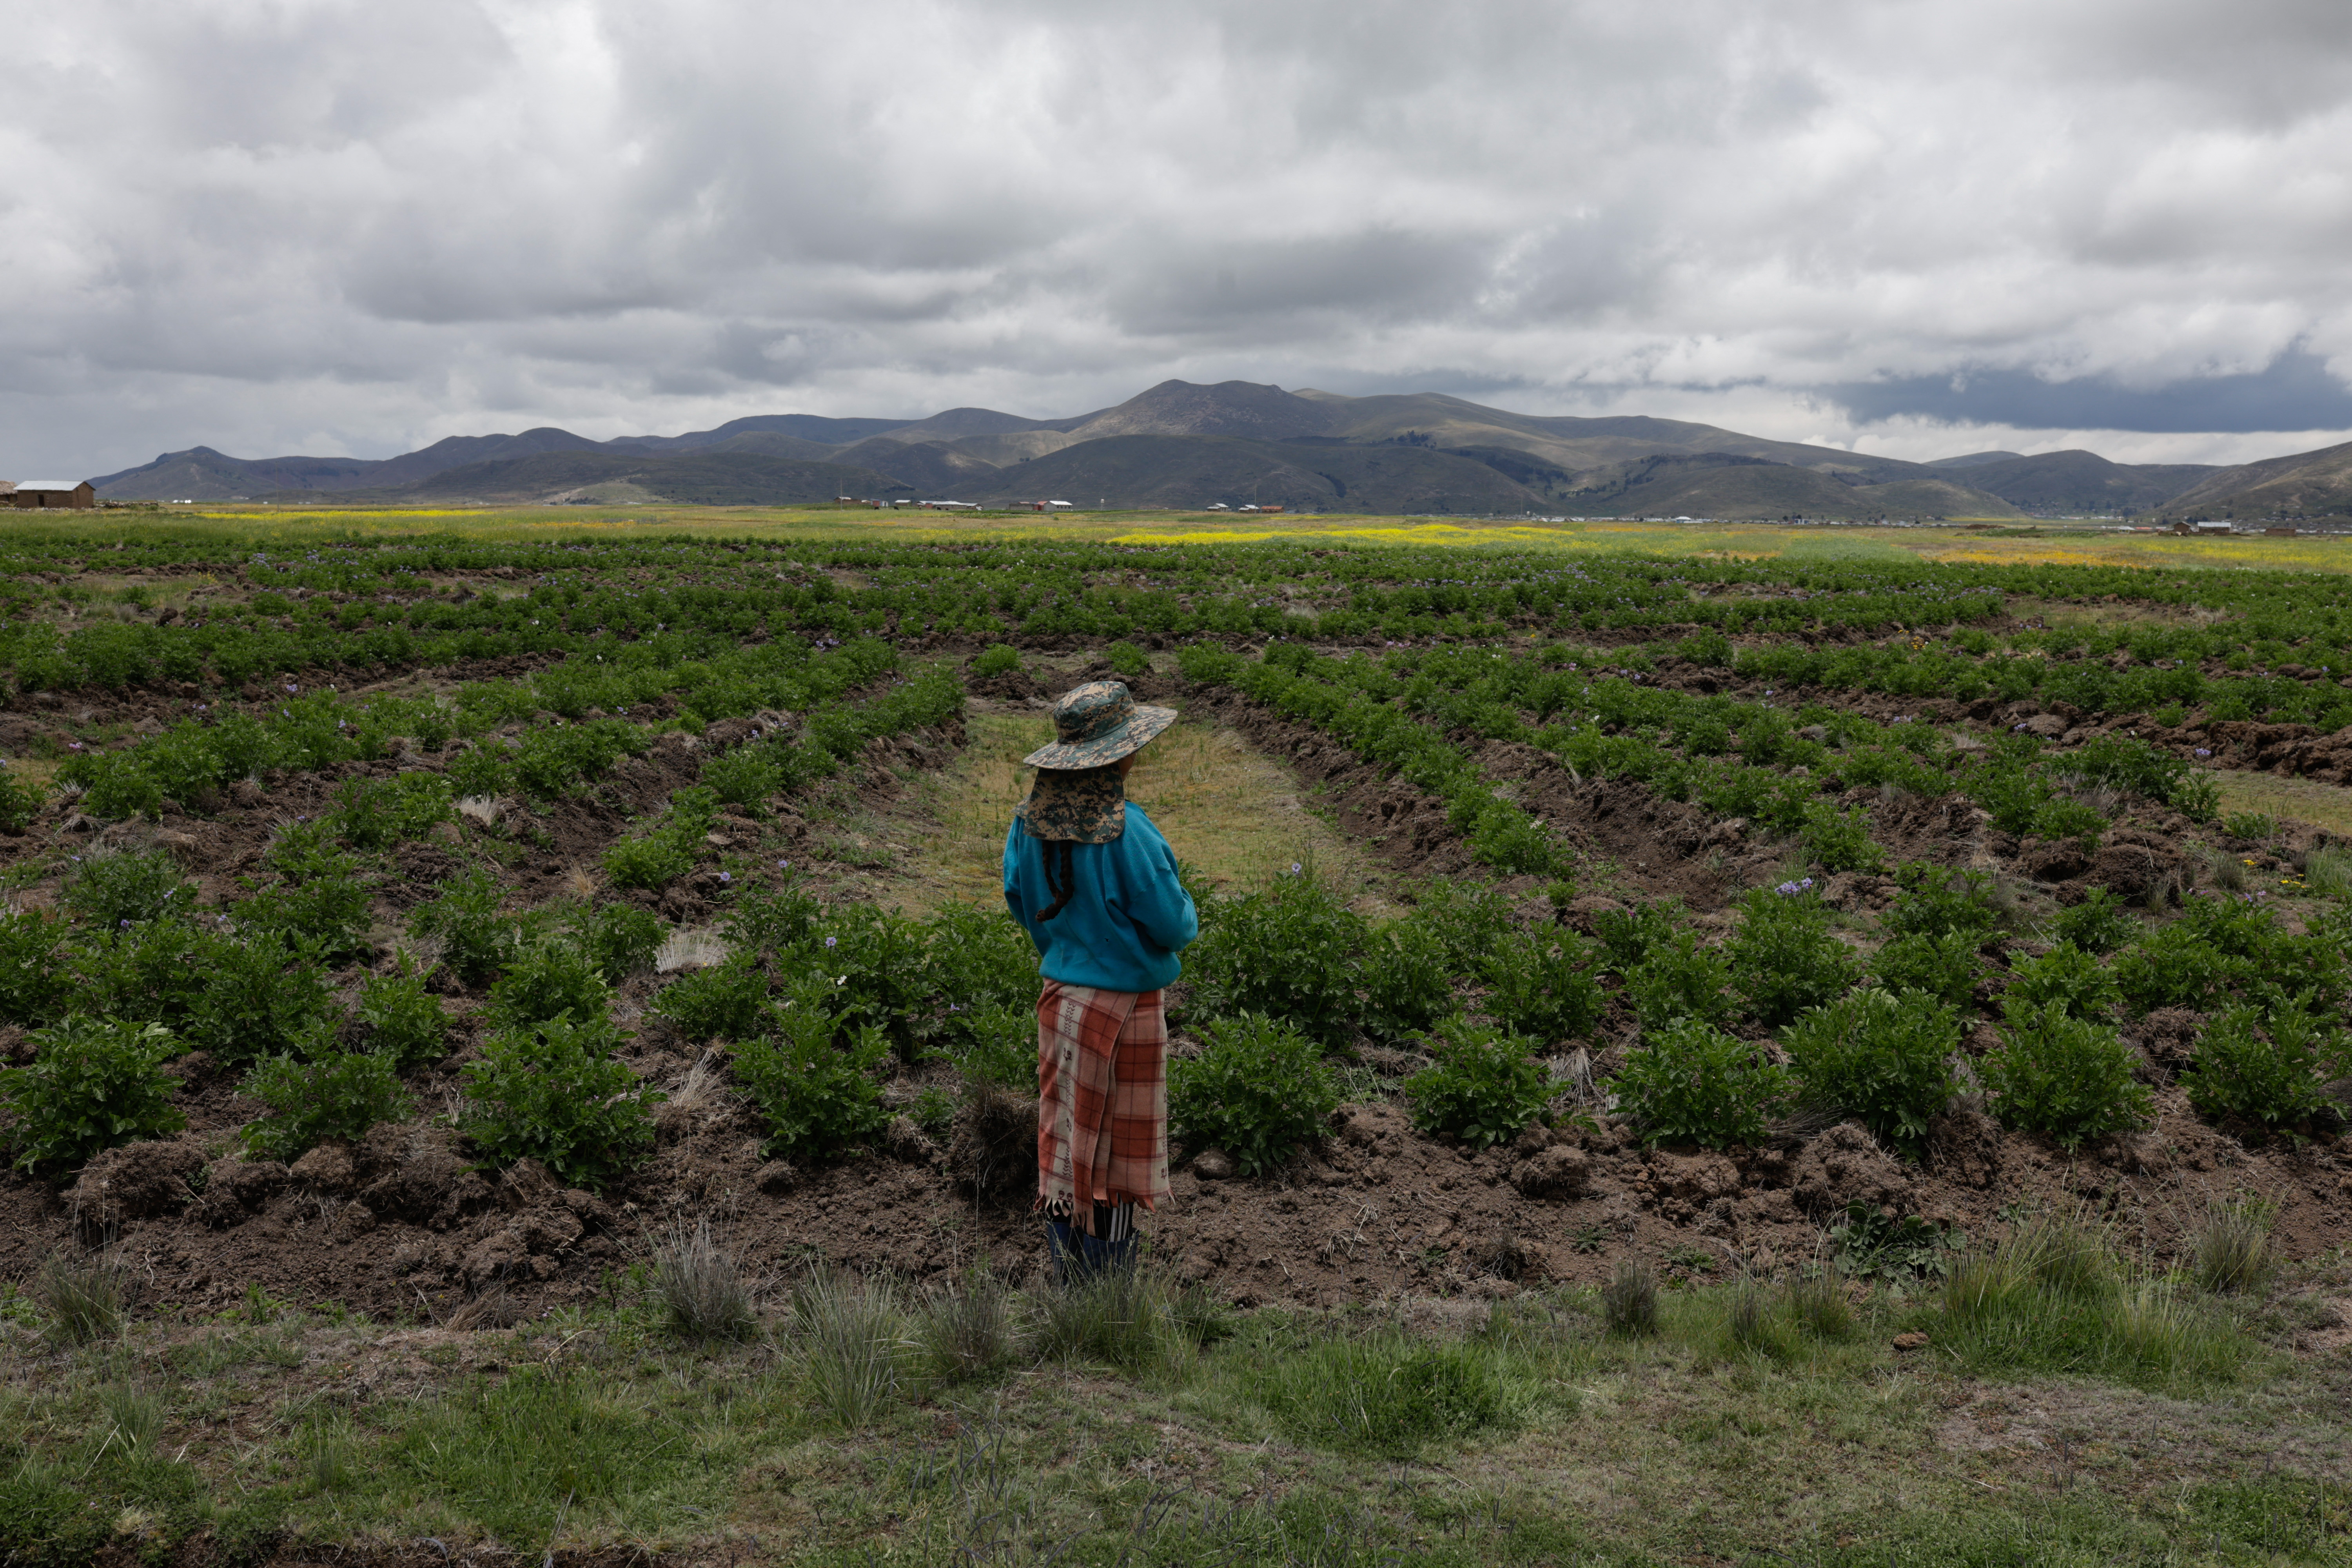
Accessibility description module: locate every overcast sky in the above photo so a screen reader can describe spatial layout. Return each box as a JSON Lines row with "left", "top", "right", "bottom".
{"left": 9, "top": 0, "right": 2352, "bottom": 478}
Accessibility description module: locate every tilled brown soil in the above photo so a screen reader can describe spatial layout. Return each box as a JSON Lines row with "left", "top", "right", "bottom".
{"left": 17, "top": 1000, "right": 2348, "bottom": 1327}
{"left": 2, "top": 669, "right": 2349, "bottom": 1325}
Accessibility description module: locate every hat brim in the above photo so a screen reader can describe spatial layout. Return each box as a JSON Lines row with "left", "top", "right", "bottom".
{"left": 1021, "top": 702, "right": 1178, "bottom": 769}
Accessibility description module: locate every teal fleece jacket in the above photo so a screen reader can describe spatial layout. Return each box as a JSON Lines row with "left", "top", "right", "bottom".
{"left": 1002, "top": 805, "right": 1199, "bottom": 993}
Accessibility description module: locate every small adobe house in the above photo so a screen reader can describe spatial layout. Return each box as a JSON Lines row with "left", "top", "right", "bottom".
{"left": 1, "top": 480, "right": 97, "bottom": 509}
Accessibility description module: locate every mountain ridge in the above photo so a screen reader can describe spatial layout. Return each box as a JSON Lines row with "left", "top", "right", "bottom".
{"left": 82, "top": 378, "right": 2342, "bottom": 518}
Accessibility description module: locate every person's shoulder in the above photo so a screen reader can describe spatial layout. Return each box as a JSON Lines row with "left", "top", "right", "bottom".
{"left": 1112, "top": 805, "right": 1173, "bottom": 856}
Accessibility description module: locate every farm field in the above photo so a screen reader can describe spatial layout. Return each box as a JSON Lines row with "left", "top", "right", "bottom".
{"left": 1, "top": 513, "right": 2350, "bottom": 1564}
{"left": 107, "top": 497, "right": 2352, "bottom": 567}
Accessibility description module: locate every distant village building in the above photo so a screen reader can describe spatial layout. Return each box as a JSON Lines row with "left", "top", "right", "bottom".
{"left": 2, "top": 480, "right": 95, "bottom": 510}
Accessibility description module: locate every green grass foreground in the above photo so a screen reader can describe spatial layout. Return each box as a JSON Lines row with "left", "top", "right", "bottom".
{"left": 2, "top": 1250, "right": 2345, "bottom": 1567}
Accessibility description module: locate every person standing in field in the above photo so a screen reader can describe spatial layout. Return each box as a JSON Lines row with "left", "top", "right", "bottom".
{"left": 1003, "top": 681, "right": 1198, "bottom": 1281}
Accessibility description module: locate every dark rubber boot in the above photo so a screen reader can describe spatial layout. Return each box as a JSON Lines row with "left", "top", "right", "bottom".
{"left": 1045, "top": 1218, "right": 1134, "bottom": 1283}
{"left": 1045, "top": 1219, "right": 1081, "bottom": 1285}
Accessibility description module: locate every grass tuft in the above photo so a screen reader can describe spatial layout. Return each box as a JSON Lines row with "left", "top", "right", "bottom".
{"left": 33, "top": 1249, "right": 129, "bottom": 1344}
{"left": 652, "top": 1218, "right": 759, "bottom": 1342}
{"left": 2201, "top": 846, "right": 2249, "bottom": 893}
{"left": 2009, "top": 1210, "right": 2114, "bottom": 1298}
{"left": 2302, "top": 845, "right": 2352, "bottom": 897}
{"left": 916, "top": 1265, "right": 1016, "bottom": 1382}
{"left": 793, "top": 1267, "right": 909, "bottom": 1430}
{"left": 1602, "top": 1256, "right": 1659, "bottom": 1337}
{"left": 1785, "top": 1265, "right": 1855, "bottom": 1342}
{"left": 445, "top": 1284, "right": 519, "bottom": 1331}
{"left": 2189, "top": 1196, "right": 2277, "bottom": 1295}
{"left": 304, "top": 1413, "right": 359, "bottom": 1495}
{"left": 97, "top": 1382, "right": 164, "bottom": 1460}
{"left": 1724, "top": 1279, "right": 1786, "bottom": 1356}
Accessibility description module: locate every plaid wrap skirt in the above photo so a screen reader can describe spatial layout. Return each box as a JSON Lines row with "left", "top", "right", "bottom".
{"left": 1035, "top": 981, "right": 1169, "bottom": 1234}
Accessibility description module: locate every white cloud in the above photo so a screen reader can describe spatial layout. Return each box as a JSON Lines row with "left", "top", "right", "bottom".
{"left": 5, "top": 0, "right": 2352, "bottom": 476}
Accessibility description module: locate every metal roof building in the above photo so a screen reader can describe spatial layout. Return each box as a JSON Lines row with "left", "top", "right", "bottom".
{"left": 2, "top": 480, "right": 96, "bottom": 510}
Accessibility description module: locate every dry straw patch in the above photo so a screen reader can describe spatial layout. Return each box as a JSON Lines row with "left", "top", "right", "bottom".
{"left": 891, "top": 711, "right": 1389, "bottom": 914}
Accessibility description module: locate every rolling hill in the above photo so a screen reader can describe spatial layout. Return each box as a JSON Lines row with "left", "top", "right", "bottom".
{"left": 327, "top": 451, "right": 911, "bottom": 506}
{"left": 1530, "top": 453, "right": 2021, "bottom": 521}
{"left": 831, "top": 437, "right": 1007, "bottom": 494}
{"left": 94, "top": 428, "right": 609, "bottom": 501}
{"left": 92, "top": 420, "right": 903, "bottom": 500}
{"left": 1921, "top": 450, "right": 2218, "bottom": 514}
{"left": 2152, "top": 440, "right": 2352, "bottom": 521}
{"left": 940, "top": 434, "right": 1552, "bottom": 513}
{"left": 87, "top": 446, "right": 377, "bottom": 500}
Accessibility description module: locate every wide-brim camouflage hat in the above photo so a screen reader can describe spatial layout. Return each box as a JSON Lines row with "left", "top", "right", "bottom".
{"left": 1021, "top": 681, "right": 1176, "bottom": 770}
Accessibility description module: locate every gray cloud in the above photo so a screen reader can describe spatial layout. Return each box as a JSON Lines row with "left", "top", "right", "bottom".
{"left": 1826, "top": 347, "right": 2352, "bottom": 435}
{"left": 6, "top": 0, "right": 2352, "bottom": 477}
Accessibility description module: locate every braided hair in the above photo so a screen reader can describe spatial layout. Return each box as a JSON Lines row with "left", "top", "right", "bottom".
{"left": 1036, "top": 839, "right": 1078, "bottom": 922}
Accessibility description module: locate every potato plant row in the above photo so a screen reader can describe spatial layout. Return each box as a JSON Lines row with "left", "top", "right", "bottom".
{"left": 12, "top": 533, "right": 2352, "bottom": 701}
{"left": 1179, "top": 639, "right": 2215, "bottom": 879}
{"left": 48, "top": 635, "right": 939, "bottom": 819}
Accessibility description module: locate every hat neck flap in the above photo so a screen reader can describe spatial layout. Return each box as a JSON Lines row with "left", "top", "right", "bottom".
{"left": 1017, "top": 764, "right": 1127, "bottom": 844}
